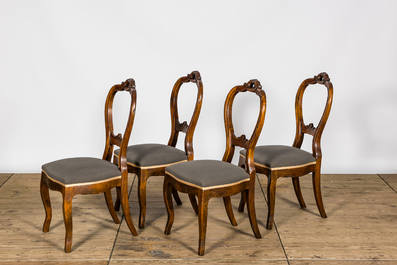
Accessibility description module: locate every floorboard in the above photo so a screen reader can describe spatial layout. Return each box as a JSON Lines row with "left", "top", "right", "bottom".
{"left": 0, "top": 173, "right": 12, "bottom": 187}
{"left": 379, "top": 174, "right": 397, "bottom": 192}
{"left": 0, "top": 173, "right": 396, "bottom": 264}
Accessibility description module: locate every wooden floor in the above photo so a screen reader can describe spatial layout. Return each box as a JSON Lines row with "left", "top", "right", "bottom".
{"left": 0, "top": 173, "right": 396, "bottom": 264}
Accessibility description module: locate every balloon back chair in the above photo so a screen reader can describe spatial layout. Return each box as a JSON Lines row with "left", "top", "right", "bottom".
{"left": 113, "top": 71, "right": 203, "bottom": 229}
{"left": 40, "top": 79, "right": 138, "bottom": 252}
{"left": 239, "top": 72, "right": 333, "bottom": 230}
{"left": 163, "top": 79, "right": 266, "bottom": 256}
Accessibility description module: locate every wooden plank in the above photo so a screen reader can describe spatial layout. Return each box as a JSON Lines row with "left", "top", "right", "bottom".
{"left": 379, "top": 174, "right": 397, "bottom": 191}
{"left": 109, "top": 260, "right": 289, "bottom": 264}
{"left": 0, "top": 259, "right": 108, "bottom": 265}
{"left": 258, "top": 174, "right": 397, "bottom": 261}
{"left": 1, "top": 172, "right": 397, "bottom": 263}
{"left": 0, "top": 173, "right": 133, "bottom": 262}
{"left": 0, "top": 173, "right": 12, "bottom": 187}
{"left": 111, "top": 176, "right": 287, "bottom": 262}
{"left": 289, "top": 261, "right": 397, "bottom": 265}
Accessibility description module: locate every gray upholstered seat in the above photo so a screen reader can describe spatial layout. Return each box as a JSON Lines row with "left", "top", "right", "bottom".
{"left": 166, "top": 160, "right": 250, "bottom": 189}
{"left": 240, "top": 145, "right": 316, "bottom": 170}
{"left": 42, "top": 157, "right": 121, "bottom": 186}
{"left": 114, "top": 144, "right": 187, "bottom": 168}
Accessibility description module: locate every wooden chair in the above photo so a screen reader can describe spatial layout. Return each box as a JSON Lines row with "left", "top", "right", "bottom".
{"left": 163, "top": 79, "right": 266, "bottom": 256}
{"left": 238, "top": 72, "right": 334, "bottom": 230}
{"left": 40, "top": 79, "right": 138, "bottom": 252}
{"left": 113, "top": 71, "right": 203, "bottom": 229}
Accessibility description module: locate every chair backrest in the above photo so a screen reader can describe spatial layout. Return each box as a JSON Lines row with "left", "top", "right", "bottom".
{"left": 103, "top": 78, "right": 137, "bottom": 174}
{"left": 167, "top": 71, "right": 203, "bottom": 161}
{"left": 223, "top": 79, "right": 267, "bottom": 178}
{"left": 293, "top": 72, "right": 333, "bottom": 161}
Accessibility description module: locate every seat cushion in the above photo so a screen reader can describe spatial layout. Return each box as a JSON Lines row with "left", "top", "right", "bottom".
{"left": 165, "top": 160, "right": 250, "bottom": 190}
{"left": 240, "top": 145, "right": 316, "bottom": 170}
{"left": 114, "top": 144, "right": 187, "bottom": 168}
{"left": 42, "top": 157, "right": 121, "bottom": 186}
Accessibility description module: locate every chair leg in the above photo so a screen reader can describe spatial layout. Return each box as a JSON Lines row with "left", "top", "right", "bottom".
{"left": 189, "top": 194, "right": 199, "bottom": 215}
{"left": 40, "top": 173, "right": 52, "bottom": 233}
{"left": 197, "top": 192, "right": 209, "bottom": 256}
{"left": 104, "top": 190, "right": 120, "bottom": 224}
{"left": 266, "top": 175, "right": 277, "bottom": 230}
{"left": 114, "top": 186, "right": 121, "bottom": 211}
{"left": 312, "top": 171, "right": 327, "bottom": 218}
{"left": 237, "top": 156, "right": 247, "bottom": 213}
{"left": 172, "top": 187, "right": 183, "bottom": 205}
{"left": 62, "top": 190, "right": 73, "bottom": 253}
{"left": 292, "top": 177, "right": 306, "bottom": 208}
{"left": 138, "top": 172, "right": 148, "bottom": 229}
{"left": 163, "top": 178, "right": 174, "bottom": 235}
{"left": 246, "top": 188, "right": 262, "bottom": 239}
{"left": 120, "top": 176, "right": 138, "bottom": 236}
{"left": 223, "top": 196, "right": 237, "bottom": 226}
{"left": 238, "top": 190, "right": 247, "bottom": 212}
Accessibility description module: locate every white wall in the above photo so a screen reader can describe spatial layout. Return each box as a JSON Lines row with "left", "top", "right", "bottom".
{"left": 1, "top": 1, "right": 397, "bottom": 173}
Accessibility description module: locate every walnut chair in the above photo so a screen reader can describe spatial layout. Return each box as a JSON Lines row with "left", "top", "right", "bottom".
{"left": 40, "top": 79, "right": 138, "bottom": 252}
{"left": 238, "top": 72, "right": 333, "bottom": 230}
{"left": 113, "top": 71, "right": 203, "bottom": 229}
{"left": 163, "top": 79, "right": 266, "bottom": 256}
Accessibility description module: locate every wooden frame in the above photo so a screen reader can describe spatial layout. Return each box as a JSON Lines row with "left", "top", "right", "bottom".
{"left": 163, "top": 79, "right": 267, "bottom": 255}
{"left": 238, "top": 72, "right": 334, "bottom": 230}
{"left": 40, "top": 79, "right": 138, "bottom": 252}
{"left": 113, "top": 71, "right": 203, "bottom": 229}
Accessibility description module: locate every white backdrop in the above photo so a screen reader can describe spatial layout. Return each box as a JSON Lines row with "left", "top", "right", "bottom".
{"left": 1, "top": 1, "right": 397, "bottom": 173}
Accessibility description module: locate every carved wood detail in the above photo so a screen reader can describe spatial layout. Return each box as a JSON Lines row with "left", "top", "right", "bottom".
{"left": 110, "top": 132, "right": 123, "bottom": 146}
{"left": 186, "top": 70, "right": 202, "bottom": 84}
{"left": 176, "top": 121, "right": 188, "bottom": 133}
{"left": 314, "top": 72, "right": 330, "bottom": 84}
{"left": 233, "top": 134, "right": 249, "bottom": 149}
{"left": 302, "top": 123, "right": 316, "bottom": 136}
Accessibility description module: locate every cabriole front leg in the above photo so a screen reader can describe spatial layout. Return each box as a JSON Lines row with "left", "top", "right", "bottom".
{"left": 163, "top": 179, "right": 174, "bottom": 235}
{"left": 40, "top": 173, "right": 52, "bottom": 233}
{"left": 266, "top": 175, "right": 277, "bottom": 230}
{"left": 138, "top": 172, "right": 148, "bottom": 229}
{"left": 197, "top": 192, "right": 209, "bottom": 256}
{"left": 62, "top": 191, "right": 73, "bottom": 253}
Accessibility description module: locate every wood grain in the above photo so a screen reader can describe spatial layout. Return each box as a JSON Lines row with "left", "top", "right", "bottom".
{"left": 0, "top": 173, "right": 396, "bottom": 263}
{"left": 379, "top": 174, "right": 397, "bottom": 191}
{"left": 0, "top": 174, "right": 12, "bottom": 186}
{"left": 262, "top": 174, "right": 397, "bottom": 261}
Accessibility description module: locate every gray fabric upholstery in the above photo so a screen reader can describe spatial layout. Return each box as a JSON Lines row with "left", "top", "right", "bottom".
{"left": 114, "top": 144, "right": 187, "bottom": 168}
{"left": 42, "top": 157, "right": 121, "bottom": 185}
{"left": 240, "top": 145, "right": 316, "bottom": 169}
{"left": 165, "top": 160, "right": 249, "bottom": 189}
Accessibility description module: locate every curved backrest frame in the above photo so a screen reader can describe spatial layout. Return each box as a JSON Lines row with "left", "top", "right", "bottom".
{"left": 167, "top": 71, "right": 203, "bottom": 161}
{"left": 293, "top": 72, "right": 333, "bottom": 160}
{"left": 222, "top": 79, "right": 267, "bottom": 179}
{"left": 103, "top": 78, "right": 137, "bottom": 174}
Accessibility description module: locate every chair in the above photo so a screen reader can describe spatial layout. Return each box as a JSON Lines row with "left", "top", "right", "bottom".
{"left": 40, "top": 79, "right": 138, "bottom": 252}
{"left": 163, "top": 79, "right": 266, "bottom": 256}
{"left": 238, "top": 72, "right": 333, "bottom": 230}
{"left": 113, "top": 71, "right": 203, "bottom": 229}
